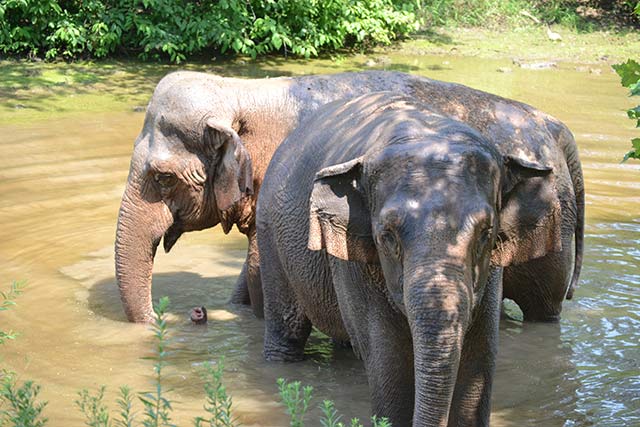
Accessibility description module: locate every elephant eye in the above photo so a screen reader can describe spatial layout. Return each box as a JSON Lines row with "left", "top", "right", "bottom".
{"left": 155, "top": 173, "right": 177, "bottom": 188}
{"left": 379, "top": 230, "right": 401, "bottom": 259}
{"left": 474, "top": 227, "right": 493, "bottom": 264}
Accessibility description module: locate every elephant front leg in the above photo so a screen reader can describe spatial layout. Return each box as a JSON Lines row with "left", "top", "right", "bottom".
{"left": 229, "top": 228, "right": 263, "bottom": 318}
{"left": 261, "top": 231, "right": 311, "bottom": 362}
{"left": 448, "top": 267, "right": 502, "bottom": 427}
{"left": 364, "top": 314, "right": 415, "bottom": 426}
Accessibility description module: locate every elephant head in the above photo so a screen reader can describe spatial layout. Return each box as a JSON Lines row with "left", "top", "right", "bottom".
{"left": 308, "top": 125, "right": 561, "bottom": 423}
{"left": 115, "top": 73, "right": 253, "bottom": 322}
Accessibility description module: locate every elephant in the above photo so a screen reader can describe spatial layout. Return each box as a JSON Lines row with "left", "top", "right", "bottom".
{"left": 115, "top": 70, "right": 583, "bottom": 323}
{"left": 257, "top": 91, "right": 571, "bottom": 426}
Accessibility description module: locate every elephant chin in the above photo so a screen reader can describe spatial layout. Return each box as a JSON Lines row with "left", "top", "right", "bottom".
{"left": 163, "top": 223, "right": 184, "bottom": 253}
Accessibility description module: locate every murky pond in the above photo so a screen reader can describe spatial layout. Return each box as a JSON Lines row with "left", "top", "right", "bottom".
{"left": 1, "top": 52, "right": 638, "bottom": 426}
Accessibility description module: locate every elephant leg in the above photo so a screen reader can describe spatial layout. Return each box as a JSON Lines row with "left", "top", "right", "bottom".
{"left": 330, "top": 262, "right": 414, "bottom": 425}
{"left": 245, "top": 227, "right": 263, "bottom": 318}
{"left": 229, "top": 260, "right": 250, "bottom": 305}
{"left": 228, "top": 228, "right": 263, "bottom": 317}
{"left": 261, "top": 233, "right": 311, "bottom": 362}
{"left": 365, "top": 313, "right": 414, "bottom": 426}
{"left": 448, "top": 267, "right": 502, "bottom": 427}
{"left": 503, "top": 241, "right": 572, "bottom": 322}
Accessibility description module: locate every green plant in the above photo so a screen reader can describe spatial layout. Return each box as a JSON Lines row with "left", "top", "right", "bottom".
{"left": 139, "top": 296, "right": 175, "bottom": 427}
{"left": 115, "top": 386, "right": 136, "bottom": 427}
{"left": 277, "top": 379, "right": 313, "bottom": 427}
{"left": 0, "top": 281, "right": 25, "bottom": 345}
{"left": 0, "top": 374, "right": 48, "bottom": 427}
{"left": 76, "top": 386, "right": 111, "bottom": 427}
{"left": 612, "top": 59, "right": 640, "bottom": 161}
{"left": 194, "top": 359, "right": 237, "bottom": 427}
{"left": 0, "top": 0, "right": 420, "bottom": 62}
{"left": 318, "top": 400, "right": 391, "bottom": 427}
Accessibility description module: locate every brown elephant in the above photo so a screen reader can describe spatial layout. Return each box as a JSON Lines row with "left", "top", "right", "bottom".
{"left": 115, "top": 71, "right": 583, "bottom": 323}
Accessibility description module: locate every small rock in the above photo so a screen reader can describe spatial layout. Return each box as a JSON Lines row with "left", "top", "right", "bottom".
{"left": 365, "top": 59, "right": 377, "bottom": 67}
{"left": 589, "top": 68, "right": 602, "bottom": 75}
{"left": 575, "top": 66, "right": 590, "bottom": 72}
{"left": 132, "top": 106, "right": 146, "bottom": 113}
{"left": 14, "top": 104, "right": 27, "bottom": 109}
{"left": 497, "top": 67, "right": 513, "bottom": 73}
{"left": 190, "top": 306, "right": 208, "bottom": 324}
{"left": 513, "top": 59, "right": 557, "bottom": 70}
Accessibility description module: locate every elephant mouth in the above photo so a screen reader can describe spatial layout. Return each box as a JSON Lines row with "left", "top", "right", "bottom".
{"left": 163, "top": 222, "right": 184, "bottom": 253}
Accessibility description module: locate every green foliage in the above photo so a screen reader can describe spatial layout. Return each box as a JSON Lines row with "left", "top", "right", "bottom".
{"left": 76, "top": 386, "right": 111, "bottom": 427}
{"left": 194, "top": 359, "right": 237, "bottom": 427}
{"left": 0, "top": 281, "right": 25, "bottom": 345}
{"left": 318, "top": 400, "right": 391, "bottom": 427}
{"left": 0, "top": 0, "right": 420, "bottom": 62}
{"left": 0, "top": 374, "right": 48, "bottom": 427}
{"left": 613, "top": 58, "right": 640, "bottom": 161}
{"left": 115, "top": 386, "right": 136, "bottom": 427}
{"left": 277, "top": 379, "right": 313, "bottom": 427}
{"left": 139, "top": 296, "right": 175, "bottom": 427}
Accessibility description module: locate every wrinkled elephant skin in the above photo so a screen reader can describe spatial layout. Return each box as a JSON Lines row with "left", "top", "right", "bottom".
{"left": 115, "top": 71, "right": 583, "bottom": 323}
{"left": 258, "top": 92, "right": 573, "bottom": 426}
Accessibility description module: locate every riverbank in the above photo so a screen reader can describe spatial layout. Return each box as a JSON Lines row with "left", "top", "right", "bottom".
{"left": 1, "top": 26, "right": 638, "bottom": 126}
{"left": 394, "top": 26, "right": 640, "bottom": 64}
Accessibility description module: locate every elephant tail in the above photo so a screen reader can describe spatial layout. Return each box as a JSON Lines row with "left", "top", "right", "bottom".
{"left": 561, "top": 127, "right": 584, "bottom": 300}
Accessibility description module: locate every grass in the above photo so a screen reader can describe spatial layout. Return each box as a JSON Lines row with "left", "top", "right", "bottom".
{"left": 396, "top": 26, "right": 640, "bottom": 64}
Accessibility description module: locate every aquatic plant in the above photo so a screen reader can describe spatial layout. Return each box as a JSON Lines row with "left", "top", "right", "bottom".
{"left": 76, "top": 386, "right": 110, "bottom": 427}
{"left": 1, "top": 294, "right": 392, "bottom": 426}
{"left": 139, "top": 296, "right": 175, "bottom": 427}
{"left": 0, "top": 281, "right": 25, "bottom": 345}
{"left": 0, "top": 374, "right": 48, "bottom": 427}
{"left": 277, "top": 379, "right": 313, "bottom": 427}
{"left": 194, "top": 359, "right": 237, "bottom": 427}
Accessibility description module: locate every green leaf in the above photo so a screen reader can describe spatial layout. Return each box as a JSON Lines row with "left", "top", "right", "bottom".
{"left": 271, "top": 33, "right": 282, "bottom": 50}
{"left": 613, "top": 59, "right": 640, "bottom": 88}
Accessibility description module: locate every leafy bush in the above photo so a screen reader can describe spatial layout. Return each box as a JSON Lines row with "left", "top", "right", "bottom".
{"left": 0, "top": 0, "right": 420, "bottom": 63}
{"left": 612, "top": 3, "right": 639, "bottom": 161}
{"left": 613, "top": 40, "right": 640, "bottom": 158}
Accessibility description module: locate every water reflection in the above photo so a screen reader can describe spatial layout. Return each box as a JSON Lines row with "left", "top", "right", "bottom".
{"left": 0, "top": 56, "right": 639, "bottom": 425}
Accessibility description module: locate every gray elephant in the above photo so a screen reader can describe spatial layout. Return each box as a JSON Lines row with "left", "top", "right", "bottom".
{"left": 257, "top": 91, "right": 569, "bottom": 426}
{"left": 115, "top": 70, "right": 583, "bottom": 323}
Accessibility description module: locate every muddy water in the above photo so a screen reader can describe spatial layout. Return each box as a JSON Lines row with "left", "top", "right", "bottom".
{"left": 0, "top": 55, "right": 638, "bottom": 426}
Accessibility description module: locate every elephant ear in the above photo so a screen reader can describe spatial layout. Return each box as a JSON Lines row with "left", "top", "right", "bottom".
{"left": 492, "top": 155, "right": 562, "bottom": 266}
{"left": 204, "top": 119, "right": 253, "bottom": 213}
{"left": 308, "top": 157, "right": 379, "bottom": 264}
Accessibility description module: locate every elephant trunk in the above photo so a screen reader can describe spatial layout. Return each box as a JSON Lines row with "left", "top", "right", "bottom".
{"left": 115, "top": 169, "right": 173, "bottom": 323}
{"left": 404, "top": 265, "right": 470, "bottom": 426}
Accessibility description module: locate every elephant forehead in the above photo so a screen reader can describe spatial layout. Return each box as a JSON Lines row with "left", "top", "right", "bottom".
{"left": 490, "top": 102, "right": 555, "bottom": 166}
{"left": 370, "top": 139, "right": 500, "bottom": 180}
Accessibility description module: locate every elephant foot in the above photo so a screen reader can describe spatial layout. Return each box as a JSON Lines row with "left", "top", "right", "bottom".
{"left": 263, "top": 347, "right": 305, "bottom": 363}
{"left": 522, "top": 312, "right": 561, "bottom": 323}
{"left": 263, "top": 336, "right": 306, "bottom": 362}
{"left": 190, "top": 306, "right": 208, "bottom": 324}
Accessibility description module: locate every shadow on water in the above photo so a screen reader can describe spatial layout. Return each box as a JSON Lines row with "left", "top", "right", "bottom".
{"left": 88, "top": 271, "right": 240, "bottom": 322}
{"left": 87, "top": 270, "right": 369, "bottom": 426}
